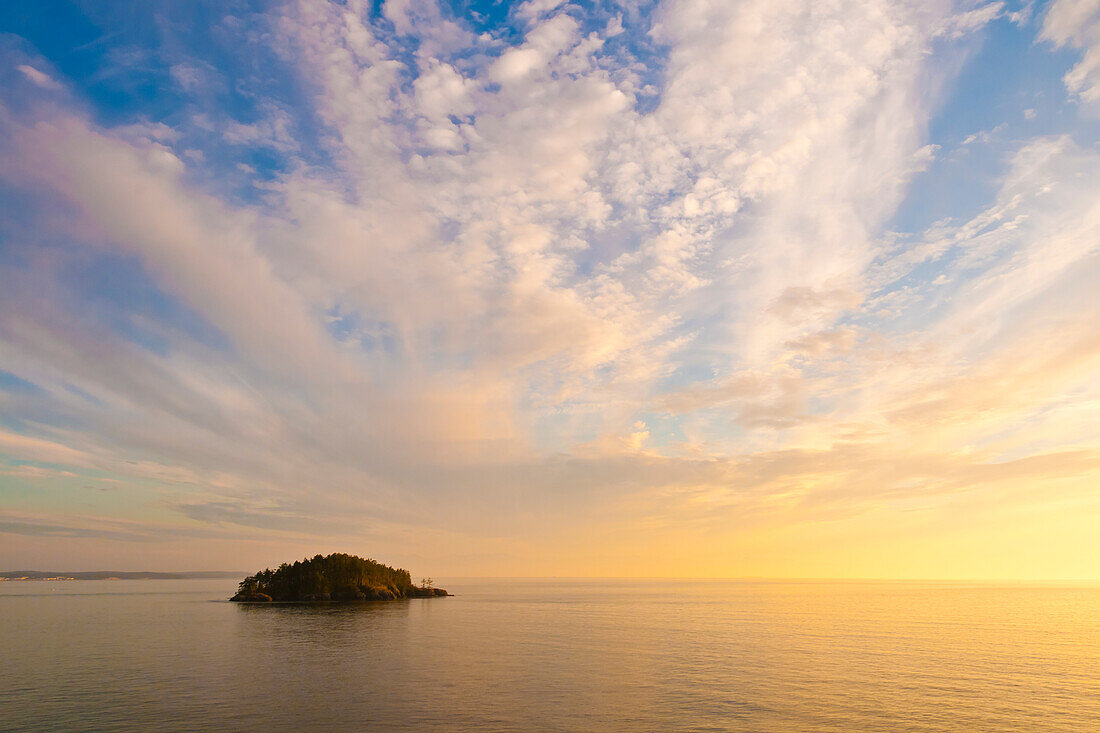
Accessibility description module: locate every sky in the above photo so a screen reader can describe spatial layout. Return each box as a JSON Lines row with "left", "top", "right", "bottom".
{"left": 0, "top": 0, "right": 1098, "bottom": 579}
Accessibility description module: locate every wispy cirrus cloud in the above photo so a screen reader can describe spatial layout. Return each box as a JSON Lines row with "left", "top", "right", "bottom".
{"left": 0, "top": 0, "right": 1097, "bottom": 577}
{"left": 1041, "top": 0, "right": 1100, "bottom": 105}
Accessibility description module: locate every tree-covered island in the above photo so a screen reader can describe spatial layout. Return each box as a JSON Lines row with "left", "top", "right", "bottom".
{"left": 230, "top": 552, "right": 449, "bottom": 602}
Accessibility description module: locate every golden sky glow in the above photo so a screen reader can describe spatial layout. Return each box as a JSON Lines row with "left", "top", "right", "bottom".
{"left": 0, "top": 0, "right": 1098, "bottom": 578}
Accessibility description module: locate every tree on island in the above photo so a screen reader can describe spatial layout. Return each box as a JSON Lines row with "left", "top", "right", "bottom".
{"left": 230, "top": 552, "right": 449, "bottom": 602}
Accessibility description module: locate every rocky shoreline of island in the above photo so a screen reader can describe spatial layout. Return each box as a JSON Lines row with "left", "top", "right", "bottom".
{"left": 230, "top": 552, "right": 449, "bottom": 603}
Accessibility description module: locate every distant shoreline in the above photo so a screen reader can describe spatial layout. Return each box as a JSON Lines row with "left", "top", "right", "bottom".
{"left": 0, "top": 571, "right": 245, "bottom": 581}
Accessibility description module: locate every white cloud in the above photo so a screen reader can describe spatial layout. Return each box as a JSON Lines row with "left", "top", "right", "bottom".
{"left": 16, "top": 64, "right": 63, "bottom": 90}
{"left": 1042, "top": 0, "right": 1100, "bottom": 103}
{"left": 936, "top": 2, "right": 1004, "bottom": 39}
{"left": 1, "top": 0, "right": 1097, "bottom": 574}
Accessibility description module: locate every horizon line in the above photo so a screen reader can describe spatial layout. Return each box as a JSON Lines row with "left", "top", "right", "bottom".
{"left": 4, "top": 571, "right": 1099, "bottom": 584}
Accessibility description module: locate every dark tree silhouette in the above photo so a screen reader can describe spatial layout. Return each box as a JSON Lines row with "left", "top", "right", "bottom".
{"left": 230, "top": 552, "right": 448, "bottom": 602}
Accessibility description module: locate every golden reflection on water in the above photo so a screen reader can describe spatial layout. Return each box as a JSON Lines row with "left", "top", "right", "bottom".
{"left": 2, "top": 579, "right": 1098, "bottom": 731}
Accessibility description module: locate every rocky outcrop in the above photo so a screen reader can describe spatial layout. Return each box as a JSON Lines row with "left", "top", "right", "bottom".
{"left": 408, "top": 586, "right": 450, "bottom": 598}
{"left": 230, "top": 586, "right": 449, "bottom": 602}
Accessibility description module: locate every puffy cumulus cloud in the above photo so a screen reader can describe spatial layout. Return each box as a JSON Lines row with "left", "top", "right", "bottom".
{"left": 0, "top": 0, "right": 1098, "bottom": 577}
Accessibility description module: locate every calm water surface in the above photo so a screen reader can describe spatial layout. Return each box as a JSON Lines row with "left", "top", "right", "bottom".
{"left": 1, "top": 579, "right": 1098, "bottom": 731}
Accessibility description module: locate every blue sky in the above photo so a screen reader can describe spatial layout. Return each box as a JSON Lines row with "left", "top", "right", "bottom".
{"left": 1, "top": 0, "right": 1098, "bottom": 578}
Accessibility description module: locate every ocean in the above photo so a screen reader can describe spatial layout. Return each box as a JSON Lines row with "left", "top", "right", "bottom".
{"left": 1, "top": 578, "right": 1097, "bottom": 731}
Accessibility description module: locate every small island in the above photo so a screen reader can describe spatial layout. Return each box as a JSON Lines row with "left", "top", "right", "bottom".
{"left": 230, "top": 552, "right": 449, "bottom": 602}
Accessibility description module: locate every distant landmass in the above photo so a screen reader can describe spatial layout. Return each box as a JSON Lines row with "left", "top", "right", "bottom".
{"left": 231, "top": 552, "right": 449, "bottom": 602}
{"left": 0, "top": 571, "right": 245, "bottom": 581}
